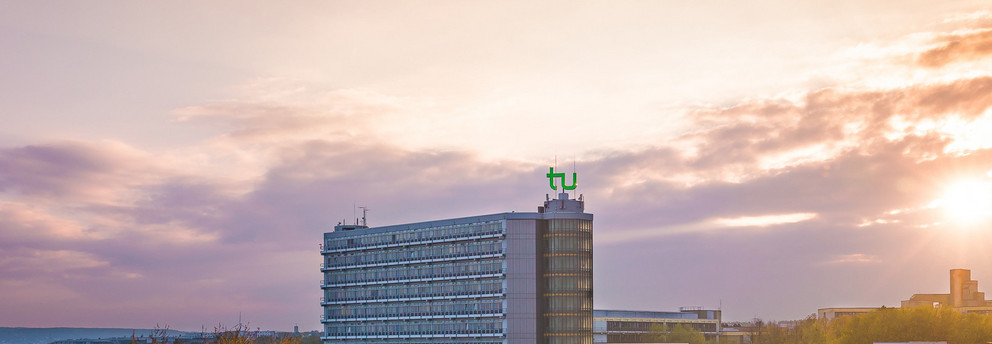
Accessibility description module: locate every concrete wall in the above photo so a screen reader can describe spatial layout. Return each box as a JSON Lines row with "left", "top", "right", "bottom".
{"left": 505, "top": 219, "right": 539, "bottom": 344}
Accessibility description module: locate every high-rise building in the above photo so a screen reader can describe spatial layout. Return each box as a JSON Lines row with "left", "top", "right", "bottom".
{"left": 320, "top": 191, "right": 593, "bottom": 344}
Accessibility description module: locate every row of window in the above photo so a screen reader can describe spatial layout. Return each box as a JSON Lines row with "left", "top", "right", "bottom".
{"left": 547, "top": 315, "right": 594, "bottom": 332}
{"left": 325, "top": 240, "right": 503, "bottom": 268}
{"left": 547, "top": 275, "right": 592, "bottom": 292}
{"left": 605, "top": 321, "right": 717, "bottom": 332}
{"left": 547, "top": 294, "right": 594, "bottom": 313}
{"left": 547, "top": 219, "right": 593, "bottom": 233}
{"left": 325, "top": 279, "right": 504, "bottom": 302}
{"left": 325, "top": 298, "right": 503, "bottom": 319}
{"left": 546, "top": 255, "right": 593, "bottom": 272}
{"left": 323, "top": 319, "right": 504, "bottom": 337}
{"left": 544, "top": 234, "right": 593, "bottom": 252}
{"left": 324, "top": 259, "right": 503, "bottom": 285}
{"left": 326, "top": 222, "right": 503, "bottom": 251}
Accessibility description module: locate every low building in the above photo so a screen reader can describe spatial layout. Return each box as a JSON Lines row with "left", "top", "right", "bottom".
{"left": 819, "top": 269, "right": 992, "bottom": 320}
{"left": 816, "top": 307, "right": 884, "bottom": 321}
{"left": 592, "top": 308, "right": 721, "bottom": 343}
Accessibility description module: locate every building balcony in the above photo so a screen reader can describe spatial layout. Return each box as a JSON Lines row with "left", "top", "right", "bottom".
{"left": 321, "top": 232, "right": 503, "bottom": 254}
{"left": 321, "top": 292, "right": 504, "bottom": 305}
{"left": 321, "top": 272, "right": 504, "bottom": 288}
{"left": 321, "top": 253, "right": 503, "bottom": 271}
{"left": 320, "top": 312, "right": 505, "bottom": 323}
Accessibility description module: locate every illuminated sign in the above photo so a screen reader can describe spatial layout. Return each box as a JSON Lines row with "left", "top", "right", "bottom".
{"left": 546, "top": 167, "right": 577, "bottom": 191}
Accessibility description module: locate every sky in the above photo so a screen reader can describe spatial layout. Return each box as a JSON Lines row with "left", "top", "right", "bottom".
{"left": 2, "top": 0, "right": 992, "bottom": 332}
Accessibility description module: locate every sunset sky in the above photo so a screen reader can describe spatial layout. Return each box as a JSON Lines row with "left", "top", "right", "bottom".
{"left": 3, "top": 0, "right": 992, "bottom": 331}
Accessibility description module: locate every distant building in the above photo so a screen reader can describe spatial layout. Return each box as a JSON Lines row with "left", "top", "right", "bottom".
{"left": 592, "top": 308, "right": 722, "bottom": 343}
{"left": 51, "top": 333, "right": 215, "bottom": 344}
{"left": 816, "top": 307, "right": 884, "bottom": 321}
{"left": 320, "top": 190, "right": 593, "bottom": 344}
{"left": 51, "top": 340, "right": 132, "bottom": 344}
{"left": 901, "top": 269, "right": 992, "bottom": 314}
{"left": 819, "top": 269, "right": 992, "bottom": 320}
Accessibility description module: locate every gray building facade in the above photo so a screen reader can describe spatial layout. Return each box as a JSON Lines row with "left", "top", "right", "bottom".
{"left": 320, "top": 192, "right": 593, "bottom": 344}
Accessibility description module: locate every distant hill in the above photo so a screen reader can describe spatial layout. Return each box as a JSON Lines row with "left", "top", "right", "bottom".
{"left": 0, "top": 328, "right": 190, "bottom": 344}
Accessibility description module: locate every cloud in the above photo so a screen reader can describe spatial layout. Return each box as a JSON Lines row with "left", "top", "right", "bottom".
{"left": 0, "top": 201, "right": 91, "bottom": 244}
{"left": 595, "top": 213, "right": 818, "bottom": 245}
{"left": 0, "top": 247, "right": 108, "bottom": 278}
{"left": 684, "top": 76, "right": 992, "bottom": 174}
{"left": 0, "top": 140, "right": 161, "bottom": 203}
{"left": 918, "top": 29, "right": 992, "bottom": 67}
{"left": 173, "top": 86, "right": 424, "bottom": 146}
{"left": 822, "top": 253, "right": 879, "bottom": 265}
{"left": 714, "top": 213, "right": 818, "bottom": 227}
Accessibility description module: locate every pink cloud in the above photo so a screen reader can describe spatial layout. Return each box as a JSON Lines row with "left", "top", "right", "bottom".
{"left": 918, "top": 29, "right": 992, "bottom": 67}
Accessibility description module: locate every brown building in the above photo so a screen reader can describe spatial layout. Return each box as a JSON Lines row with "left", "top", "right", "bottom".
{"left": 901, "top": 269, "right": 992, "bottom": 314}
{"left": 819, "top": 269, "right": 992, "bottom": 320}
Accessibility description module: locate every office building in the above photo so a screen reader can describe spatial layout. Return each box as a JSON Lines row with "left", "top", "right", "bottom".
{"left": 320, "top": 191, "right": 593, "bottom": 344}
{"left": 593, "top": 308, "right": 722, "bottom": 344}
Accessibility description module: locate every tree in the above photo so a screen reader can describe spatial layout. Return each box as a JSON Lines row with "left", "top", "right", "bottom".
{"left": 130, "top": 324, "right": 171, "bottom": 344}
{"left": 298, "top": 336, "right": 320, "bottom": 344}
{"left": 789, "top": 316, "right": 827, "bottom": 344}
{"left": 745, "top": 307, "right": 992, "bottom": 344}
{"left": 667, "top": 324, "right": 707, "bottom": 344}
{"left": 646, "top": 323, "right": 668, "bottom": 343}
{"left": 215, "top": 323, "right": 258, "bottom": 344}
{"left": 646, "top": 323, "right": 707, "bottom": 344}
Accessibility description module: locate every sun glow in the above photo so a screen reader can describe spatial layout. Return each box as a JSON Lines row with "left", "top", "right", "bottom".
{"left": 936, "top": 180, "right": 992, "bottom": 226}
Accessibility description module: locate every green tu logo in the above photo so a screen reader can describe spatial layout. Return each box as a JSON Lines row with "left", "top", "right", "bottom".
{"left": 546, "top": 167, "right": 577, "bottom": 190}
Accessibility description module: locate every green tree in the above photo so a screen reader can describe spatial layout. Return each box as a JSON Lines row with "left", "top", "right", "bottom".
{"left": 746, "top": 306, "right": 992, "bottom": 344}
{"left": 645, "top": 323, "right": 707, "bottom": 344}
{"left": 790, "top": 317, "right": 827, "bottom": 344}
{"left": 298, "top": 336, "right": 321, "bottom": 344}
{"left": 646, "top": 323, "right": 668, "bottom": 343}
{"left": 667, "top": 324, "right": 707, "bottom": 344}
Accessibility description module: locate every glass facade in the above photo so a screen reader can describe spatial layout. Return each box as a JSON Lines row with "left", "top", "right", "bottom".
{"left": 542, "top": 219, "right": 594, "bottom": 344}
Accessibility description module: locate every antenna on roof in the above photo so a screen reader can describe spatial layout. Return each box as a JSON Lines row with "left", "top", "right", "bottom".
{"left": 359, "top": 206, "right": 369, "bottom": 227}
